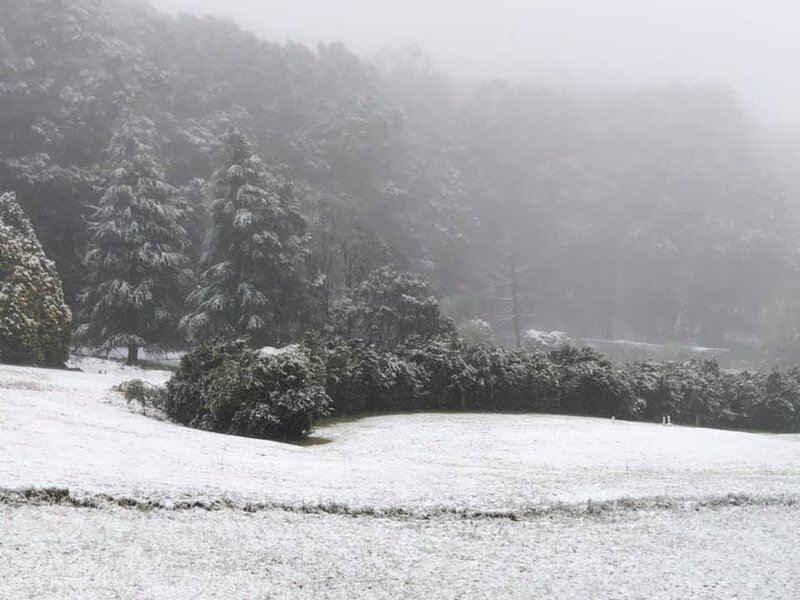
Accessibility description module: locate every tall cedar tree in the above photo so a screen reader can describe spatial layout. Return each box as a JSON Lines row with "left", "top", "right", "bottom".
{"left": 0, "top": 192, "right": 72, "bottom": 366}
{"left": 78, "top": 119, "right": 191, "bottom": 364}
{"left": 182, "top": 129, "right": 312, "bottom": 346}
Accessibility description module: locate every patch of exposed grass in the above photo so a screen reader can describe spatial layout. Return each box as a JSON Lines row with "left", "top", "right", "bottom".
{"left": 2, "top": 487, "right": 796, "bottom": 521}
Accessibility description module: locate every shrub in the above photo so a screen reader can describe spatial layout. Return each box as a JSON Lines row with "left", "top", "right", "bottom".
{"left": 167, "top": 335, "right": 800, "bottom": 438}
{"left": 550, "top": 346, "right": 638, "bottom": 418}
{"left": 401, "top": 336, "right": 473, "bottom": 410}
{"left": 464, "top": 346, "right": 560, "bottom": 412}
{"left": 312, "top": 335, "right": 423, "bottom": 415}
{"left": 630, "top": 360, "right": 725, "bottom": 426}
{"left": 719, "top": 370, "right": 766, "bottom": 428}
{"left": 115, "top": 379, "right": 164, "bottom": 414}
{"left": 164, "top": 339, "right": 331, "bottom": 442}
{"left": 458, "top": 319, "right": 497, "bottom": 347}
{"left": 753, "top": 369, "right": 800, "bottom": 432}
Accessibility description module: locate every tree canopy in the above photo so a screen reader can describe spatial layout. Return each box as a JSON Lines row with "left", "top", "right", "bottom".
{"left": 0, "top": 191, "right": 72, "bottom": 366}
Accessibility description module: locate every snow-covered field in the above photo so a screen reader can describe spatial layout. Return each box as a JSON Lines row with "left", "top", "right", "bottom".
{"left": 2, "top": 359, "right": 800, "bottom": 598}
{"left": 2, "top": 360, "right": 799, "bottom": 509}
{"left": 3, "top": 504, "right": 799, "bottom": 599}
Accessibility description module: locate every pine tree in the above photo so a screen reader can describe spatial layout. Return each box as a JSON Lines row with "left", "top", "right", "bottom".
{"left": 77, "top": 118, "right": 191, "bottom": 364}
{"left": 182, "top": 129, "right": 314, "bottom": 346}
{"left": 0, "top": 192, "right": 72, "bottom": 366}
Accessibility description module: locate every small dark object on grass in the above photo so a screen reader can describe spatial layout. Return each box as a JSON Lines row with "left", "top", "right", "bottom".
{"left": 114, "top": 379, "right": 164, "bottom": 415}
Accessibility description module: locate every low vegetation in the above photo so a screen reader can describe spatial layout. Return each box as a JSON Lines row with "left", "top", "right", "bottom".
{"left": 114, "top": 379, "right": 165, "bottom": 415}
{"left": 157, "top": 266, "right": 800, "bottom": 442}
{"left": 164, "top": 340, "right": 330, "bottom": 442}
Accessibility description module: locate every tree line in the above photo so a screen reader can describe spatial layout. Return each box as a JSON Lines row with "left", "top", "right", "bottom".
{"left": 1, "top": 0, "right": 800, "bottom": 364}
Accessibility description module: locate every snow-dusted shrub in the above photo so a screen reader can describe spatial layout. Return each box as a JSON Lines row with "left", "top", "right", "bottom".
{"left": 471, "top": 347, "right": 561, "bottom": 412}
{"left": 523, "top": 329, "right": 571, "bottom": 353}
{"left": 0, "top": 192, "right": 72, "bottom": 366}
{"left": 630, "top": 360, "right": 723, "bottom": 426}
{"left": 311, "top": 333, "right": 562, "bottom": 415}
{"left": 309, "top": 335, "right": 423, "bottom": 415}
{"left": 307, "top": 330, "right": 800, "bottom": 433}
{"left": 115, "top": 379, "right": 164, "bottom": 414}
{"left": 458, "top": 319, "right": 496, "bottom": 347}
{"left": 164, "top": 339, "right": 330, "bottom": 442}
{"left": 549, "top": 346, "right": 639, "bottom": 418}
{"left": 718, "top": 370, "right": 766, "bottom": 428}
{"left": 400, "top": 336, "right": 474, "bottom": 410}
{"left": 755, "top": 369, "right": 800, "bottom": 432}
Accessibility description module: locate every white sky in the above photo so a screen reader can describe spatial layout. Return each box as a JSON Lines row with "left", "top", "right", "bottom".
{"left": 149, "top": 0, "right": 800, "bottom": 124}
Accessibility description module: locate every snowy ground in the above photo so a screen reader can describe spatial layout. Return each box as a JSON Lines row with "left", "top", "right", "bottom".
{"left": 3, "top": 504, "right": 799, "bottom": 599}
{"left": 2, "top": 359, "right": 800, "bottom": 598}
{"left": 2, "top": 360, "right": 799, "bottom": 509}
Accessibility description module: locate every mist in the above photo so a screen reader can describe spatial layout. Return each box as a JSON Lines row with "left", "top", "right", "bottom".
{"left": 151, "top": 0, "right": 800, "bottom": 125}
{"left": 5, "top": 2, "right": 800, "bottom": 592}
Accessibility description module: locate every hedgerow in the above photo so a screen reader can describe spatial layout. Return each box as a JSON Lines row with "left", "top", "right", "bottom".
{"left": 163, "top": 332, "right": 800, "bottom": 442}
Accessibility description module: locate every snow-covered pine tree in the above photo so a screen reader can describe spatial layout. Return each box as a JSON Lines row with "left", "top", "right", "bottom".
{"left": 77, "top": 118, "right": 192, "bottom": 364}
{"left": 182, "top": 128, "right": 314, "bottom": 346}
{"left": 0, "top": 191, "right": 72, "bottom": 366}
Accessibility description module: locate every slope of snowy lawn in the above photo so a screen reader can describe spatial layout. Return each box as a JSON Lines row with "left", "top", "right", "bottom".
{"left": 2, "top": 360, "right": 800, "bottom": 510}
{"left": 3, "top": 504, "right": 800, "bottom": 599}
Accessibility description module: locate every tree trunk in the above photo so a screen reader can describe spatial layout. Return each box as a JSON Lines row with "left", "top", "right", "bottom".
{"left": 510, "top": 249, "right": 522, "bottom": 349}
{"left": 127, "top": 343, "right": 139, "bottom": 365}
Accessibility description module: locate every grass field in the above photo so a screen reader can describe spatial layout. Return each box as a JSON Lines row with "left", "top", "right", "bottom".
{"left": 2, "top": 360, "right": 800, "bottom": 598}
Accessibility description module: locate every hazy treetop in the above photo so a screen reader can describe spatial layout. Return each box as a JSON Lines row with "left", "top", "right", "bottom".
{"left": 151, "top": 0, "right": 800, "bottom": 125}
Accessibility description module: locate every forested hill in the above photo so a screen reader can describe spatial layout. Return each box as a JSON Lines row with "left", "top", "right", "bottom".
{"left": 1, "top": 0, "right": 796, "bottom": 355}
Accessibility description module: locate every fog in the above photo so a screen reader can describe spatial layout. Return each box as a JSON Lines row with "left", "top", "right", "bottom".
{"left": 5, "top": 0, "right": 800, "bottom": 368}
{"left": 151, "top": 0, "right": 800, "bottom": 125}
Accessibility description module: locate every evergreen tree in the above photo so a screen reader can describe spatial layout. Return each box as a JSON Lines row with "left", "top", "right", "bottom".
{"left": 0, "top": 192, "right": 72, "bottom": 366}
{"left": 77, "top": 118, "right": 191, "bottom": 364}
{"left": 332, "top": 266, "right": 450, "bottom": 347}
{"left": 182, "top": 129, "right": 314, "bottom": 346}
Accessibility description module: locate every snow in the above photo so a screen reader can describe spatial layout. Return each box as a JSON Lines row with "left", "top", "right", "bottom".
{"left": 524, "top": 328, "right": 570, "bottom": 348}
{"left": 2, "top": 360, "right": 800, "bottom": 511}
{"left": 3, "top": 358, "right": 800, "bottom": 599}
{"left": 583, "top": 337, "right": 730, "bottom": 359}
{"left": 3, "top": 504, "right": 800, "bottom": 599}
{"left": 257, "top": 344, "right": 299, "bottom": 357}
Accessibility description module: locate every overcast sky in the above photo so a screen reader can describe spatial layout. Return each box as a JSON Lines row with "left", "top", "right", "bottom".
{"left": 150, "top": 0, "right": 800, "bottom": 125}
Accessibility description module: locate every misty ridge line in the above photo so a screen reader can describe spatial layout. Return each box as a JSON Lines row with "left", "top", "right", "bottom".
{"left": 151, "top": 0, "right": 800, "bottom": 126}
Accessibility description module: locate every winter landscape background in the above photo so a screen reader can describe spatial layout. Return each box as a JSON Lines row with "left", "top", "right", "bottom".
{"left": 2, "top": 0, "right": 800, "bottom": 597}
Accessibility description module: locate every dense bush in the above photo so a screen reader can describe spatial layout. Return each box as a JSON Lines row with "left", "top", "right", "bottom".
{"left": 550, "top": 346, "right": 638, "bottom": 418}
{"left": 308, "top": 335, "right": 423, "bottom": 414}
{"left": 0, "top": 192, "right": 72, "bottom": 366}
{"left": 164, "top": 334, "right": 800, "bottom": 442}
{"left": 308, "top": 334, "right": 800, "bottom": 434}
{"left": 164, "top": 339, "right": 330, "bottom": 442}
